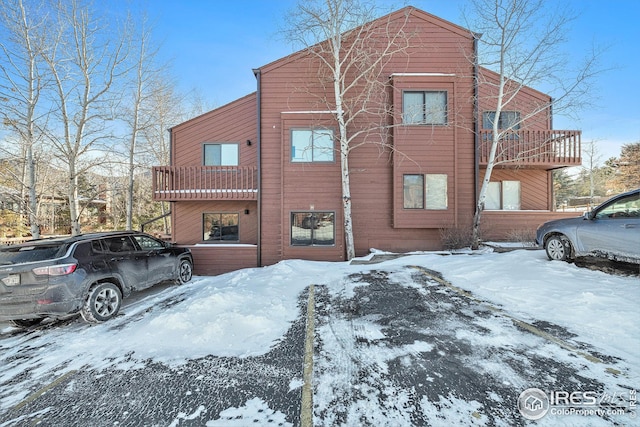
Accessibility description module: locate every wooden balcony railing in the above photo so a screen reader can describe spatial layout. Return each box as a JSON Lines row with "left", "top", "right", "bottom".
{"left": 152, "top": 166, "right": 258, "bottom": 201}
{"left": 479, "top": 130, "right": 581, "bottom": 168}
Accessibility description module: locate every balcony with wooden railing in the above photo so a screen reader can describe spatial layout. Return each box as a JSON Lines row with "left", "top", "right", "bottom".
{"left": 479, "top": 130, "right": 581, "bottom": 168}
{"left": 152, "top": 166, "right": 258, "bottom": 201}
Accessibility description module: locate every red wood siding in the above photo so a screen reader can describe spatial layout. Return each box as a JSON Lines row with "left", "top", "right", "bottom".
{"left": 258, "top": 8, "right": 478, "bottom": 258}
{"left": 480, "top": 211, "right": 581, "bottom": 241}
{"left": 171, "top": 93, "right": 257, "bottom": 168}
{"left": 478, "top": 68, "right": 552, "bottom": 130}
{"left": 279, "top": 114, "right": 345, "bottom": 261}
{"left": 390, "top": 75, "right": 476, "bottom": 231}
{"left": 166, "top": 93, "right": 259, "bottom": 271}
{"left": 185, "top": 245, "right": 258, "bottom": 276}
{"left": 172, "top": 200, "right": 257, "bottom": 245}
{"left": 483, "top": 168, "right": 551, "bottom": 210}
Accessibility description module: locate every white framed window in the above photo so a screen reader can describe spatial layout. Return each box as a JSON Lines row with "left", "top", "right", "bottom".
{"left": 403, "top": 174, "right": 448, "bottom": 210}
{"left": 485, "top": 181, "right": 521, "bottom": 210}
{"left": 291, "top": 129, "right": 334, "bottom": 162}
{"left": 402, "top": 91, "right": 447, "bottom": 125}
{"left": 204, "top": 143, "right": 239, "bottom": 166}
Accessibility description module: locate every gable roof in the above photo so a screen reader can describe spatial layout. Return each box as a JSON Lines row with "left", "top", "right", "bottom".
{"left": 259, "top": 6, "right": 476, "bottom": 74}
{"left": 171, "top": 6, "right": 476, "bottom": 130}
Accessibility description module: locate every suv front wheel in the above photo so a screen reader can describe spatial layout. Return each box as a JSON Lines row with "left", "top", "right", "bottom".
{"left": 81, "top": 282, "right": 122, "bottom": 323}
{"left": 177, "top": 259, "right": 193, "bottom": 284}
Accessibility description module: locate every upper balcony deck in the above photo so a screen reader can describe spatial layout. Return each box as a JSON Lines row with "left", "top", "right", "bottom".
{"left": 479, "top": 129, "right": 581, "bottom": 168}
{"left": 152, "top": 166, "right": 258, "bottom": 201}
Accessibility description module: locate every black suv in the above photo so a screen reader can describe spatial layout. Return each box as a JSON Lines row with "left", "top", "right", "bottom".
{"left": 0, "top": 231, "right": 193, "bottom": 327}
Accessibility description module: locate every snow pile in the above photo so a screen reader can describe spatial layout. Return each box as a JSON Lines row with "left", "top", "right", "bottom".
{"left": 1, "top": 249, "right": 638, "bottom": 425}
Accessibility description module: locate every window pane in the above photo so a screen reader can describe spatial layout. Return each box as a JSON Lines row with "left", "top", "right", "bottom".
{"left": 403, "top": 92, "right": 424, "bottom": 124}
{"left": 313, "top": 212, "right": 335, "bottom": 245}
{"left": 220, "top": 144, "right": 239, "bottom": 166}
{"left": 105, "top": 236, "right": 135, "bottom": 252}
{"left": 425, "top": 174, "right": 447, "bottom": 209}
{"left": 204, "top": 213, "right": 239, "bottom": 241}
{"left": 313, "top": 129, "right": 334, "bottom": 161}
{"left": 483, "top": 112, "right": 496, "bottom": 129}
{"left": 133, "top": 235, "right": 164, "bottom": 250}
{"left": 291, "top": 212, "right": 312, "bottom": 245}
{"left": 596, "top": 194, "right": 640, "bottom": 219}
{"left": 502, "top": 181, "right": 521, "bottom": 210}
{"left": 403, "top": 175, "right": 424, "bottom": 209}
{"left": 424, "top": 92, "right": 447, "bottom": 125}
{"left": 500, "top": 111, "right": 520, "bottom": 130}
{"left": 485, "top": 182, "right": 501, "bottom": 210}
{"left": 204, "top": 144, "right": 221, "bottom": 165}
{"left": 291, "top": 130, "right": 313, "bottom": 162}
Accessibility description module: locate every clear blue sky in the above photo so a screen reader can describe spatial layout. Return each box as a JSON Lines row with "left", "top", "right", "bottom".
{"left": 146, "top": 0, "right": 639, "bottom": 162}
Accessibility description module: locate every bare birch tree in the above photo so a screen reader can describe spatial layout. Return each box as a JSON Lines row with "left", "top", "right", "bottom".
{"left": 42, "top": 0, "right": 131, "bottom": 235}
{"left": 283, "top": 0, "right": 409, "bottom": 260}
{"left": 465, "top": 0, "right": 602, "bottom": 249}
{"left": 140, "top": 78, "right": 186, "bottom": 234}
{"left": 581, "top": 140, "right": 602, "bottom": 206}
{"left": 120, "top": 15, "right": 164, "bottom": 230}
{"left": 0, "top": 0, "right": 50, "bottom": 238}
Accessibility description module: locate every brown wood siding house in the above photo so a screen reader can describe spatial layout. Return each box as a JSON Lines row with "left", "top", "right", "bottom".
{"left": 152, "top": 7, "right": 581, "bottom": 275}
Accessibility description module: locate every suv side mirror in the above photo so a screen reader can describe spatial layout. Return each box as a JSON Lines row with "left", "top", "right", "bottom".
{"left": 583, "top": 211, "right": 593, "bottom": 220}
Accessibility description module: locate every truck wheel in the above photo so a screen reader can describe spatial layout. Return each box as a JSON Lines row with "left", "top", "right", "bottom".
{"left": 81, "top": 282, "right": 122, "bottom": 323}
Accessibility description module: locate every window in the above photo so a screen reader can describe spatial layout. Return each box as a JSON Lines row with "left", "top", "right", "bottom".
{"left": 104, "top": 236, "right": 136, "bottom": 252}
{"left": 291, "top": 129, "right": 334, "bottom": 162}
{"left": 203, "top": 213, "right": 239, "bottom": 241}
{"left": 483, "top": 111, "right": 520, "bottom": 130}
{"left": 133, "top": 235, "right": 165, "bottom": 250}
{"left": 403, "top": 174, "right": 448, "bottom": 210}
{"left": 403, "top": 175, "right": 424, "bottom": 209}
{"left": 402, "top": 91, "right": 447, "bottom": 125}
{"left": 291, "top": 212, "right": 335, "bottom": 246}
{"left": 594, "top": 194, "right": 640, "bottom": 219}
{"left": 204, "top": 143, "right": 239, "bottom": 166}
{"left": 485, "top": 181, "right": 521, "bottom": 210}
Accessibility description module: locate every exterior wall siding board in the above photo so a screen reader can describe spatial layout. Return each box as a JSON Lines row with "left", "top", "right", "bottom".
{"left": 172, "top": 94, "right": 257, "bottom": 168}
{"left": 259, "top": 7, "right": 480, "bottom": 257}
{"left": 173, "top": 201, "right": 258, "bottom": 245}
{"left": 480, "top": 211, "right": 580, "bottom": 241}
{"left": 185, "top": 245, "right": 258, "bottom": 276}
{"left": 483, "top": 168, "right": 549, "bottom": 210}
{"left": 159, "top": 6, "right": 581, "bottom": 271}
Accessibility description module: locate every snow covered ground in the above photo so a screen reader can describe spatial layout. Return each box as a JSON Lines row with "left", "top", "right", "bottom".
{"left": 0, "top": 248, "right": 638, "bottom": 426}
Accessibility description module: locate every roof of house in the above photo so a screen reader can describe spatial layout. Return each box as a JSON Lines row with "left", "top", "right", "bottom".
{"left": 171, "top": 6, "right": 480, "bottom": 131}
{"left": 259, "top": 6, "right": 476, "bottom": 75}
